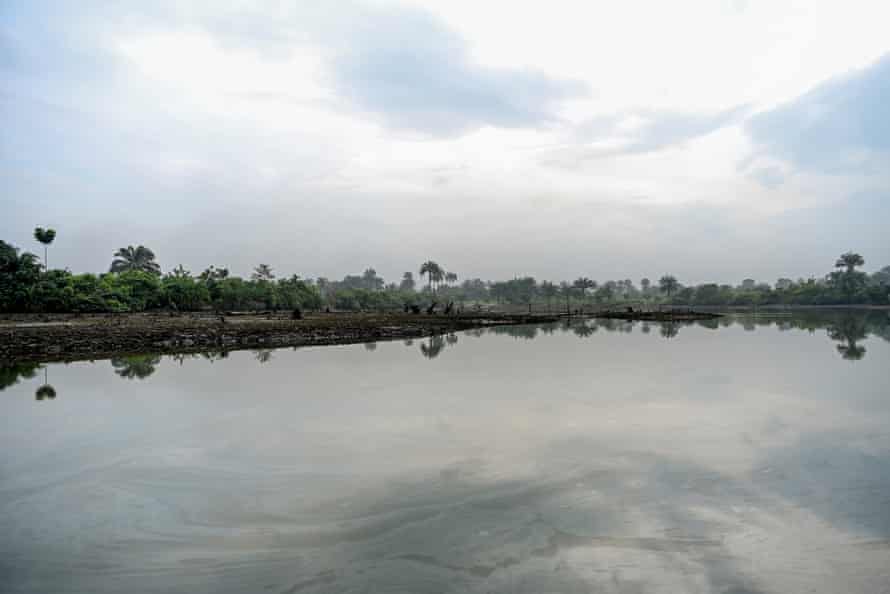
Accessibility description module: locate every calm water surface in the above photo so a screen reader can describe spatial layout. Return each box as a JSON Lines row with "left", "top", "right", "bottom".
{"left": 2, "top": 312, "right": 889, "bottom": 593}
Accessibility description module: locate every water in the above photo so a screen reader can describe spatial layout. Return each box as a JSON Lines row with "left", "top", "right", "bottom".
{"left": 2, "top": 311, "right": 889, "bottom": 593}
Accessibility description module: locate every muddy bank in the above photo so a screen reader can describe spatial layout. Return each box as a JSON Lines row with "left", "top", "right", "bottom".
{"left": 0, "top": 312, "right": 557, "bottom": 364}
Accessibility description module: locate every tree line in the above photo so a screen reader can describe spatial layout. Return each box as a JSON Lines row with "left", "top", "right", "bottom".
{"left": 1, "top": 229, "right": 888, "bottom": 314}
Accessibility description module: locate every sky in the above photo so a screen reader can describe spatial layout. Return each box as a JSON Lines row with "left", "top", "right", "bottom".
{"left": 2, "top": 0, "right": 889, "bottom": 285}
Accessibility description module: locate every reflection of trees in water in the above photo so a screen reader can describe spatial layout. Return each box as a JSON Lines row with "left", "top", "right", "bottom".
{"left": 572, "top": 323, "right": 597, "bottom": 338}
{"left": 111, "top": 355, "right": 161, "bottom": 380}
{"left": 827, "top": 315, "right": 869, "bottom": 361}
{"left": 363, "top": 342, "right": 377, "bottom": 352}
{"left": 168, "top": 351, "right": 234, "bottom": 367}
{"left": 35, "top": 366, "right": 56, "bottom": 401}
{"left": 446, "top": 333, "right": 459, "bottom": 345}
{"left": 253, "top": 349, "right": 275, "bottom": 362}
{"left": 659, "top": 323, "right": 680, "bottom": 339}
{"left": 697, "top": 318, "right": 720, "bottom": 330}
{"left": 420, "top": 334, "right": 447, "bottom": 359}
{"left": 489, "top": 325, "right": 539, "bottom": 340}
{"left": 0, "top": 361, "right": 41, "bottom": 391}
{"left": 403, "top": 339, "right": 414, "bottom": 346}
{"left": 35, "top": 384, "right": 56, "bottom": 400}
{"left": 641, "top": 322, "right": 651, "bottom": 334}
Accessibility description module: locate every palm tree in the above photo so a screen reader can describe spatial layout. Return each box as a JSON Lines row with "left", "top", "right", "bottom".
{"left": 33, "top": 227, "right": 56, "bottom": 270}
{"left": 110, "top": 245, "right": 161, "bottom": 275}
{"left": 573, "top": 277, "right": 596, "bottom": 300}
{"left": 835, "top": 252, "right": 865, "bottom": 273}
{"left": 659, "top": 275, "right": 679, "bottom": 299}
{"left": 432, "top": 268, "right": 445, "bottom": 292}
{"left": 445, "top": 272, "right": 458, "bottom": 287}
{"left": 399, "top": 272, "right": 416, "bottom": 292}
{"left": 252, "top": 264, "right": 275, "bottom": 281}
{"left": 419, "top": 261, "right": 442, "bottom": 293}
{"left": 833, "top": 252, "right": 866, "bottom": 304}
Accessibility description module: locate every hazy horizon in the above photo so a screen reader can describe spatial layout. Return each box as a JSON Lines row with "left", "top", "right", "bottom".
{"left": 3, "top": 1, "right": 889, "bottom": 285}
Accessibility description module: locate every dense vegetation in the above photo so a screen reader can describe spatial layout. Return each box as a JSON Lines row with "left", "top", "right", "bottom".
{"left": 1, "top": 230, "right": 888, "bottom": 314}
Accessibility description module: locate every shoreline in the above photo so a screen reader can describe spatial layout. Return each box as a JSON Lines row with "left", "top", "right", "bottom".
{"left": 0, "top": 311, "right": 558, "bottom": 365}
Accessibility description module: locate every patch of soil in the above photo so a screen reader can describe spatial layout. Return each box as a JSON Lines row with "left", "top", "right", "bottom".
{"left": 0, "top": 311, "right": 557, "bottom": 364}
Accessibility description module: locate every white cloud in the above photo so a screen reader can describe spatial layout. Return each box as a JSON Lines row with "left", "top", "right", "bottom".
{"left": 1, "top": 0, "right": 889, "bottom": 282}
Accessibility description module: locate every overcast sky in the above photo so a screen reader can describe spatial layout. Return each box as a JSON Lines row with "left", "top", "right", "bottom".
{"left": 2, "top": 0, "right": 889, "bottom": 285}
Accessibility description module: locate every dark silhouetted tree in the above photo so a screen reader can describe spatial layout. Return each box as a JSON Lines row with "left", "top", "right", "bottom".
{"left": 110, "top": 246, "right": 161, "bottom": 275}
{"left": 33, "top": 227, "right": 56, "bottom": 270}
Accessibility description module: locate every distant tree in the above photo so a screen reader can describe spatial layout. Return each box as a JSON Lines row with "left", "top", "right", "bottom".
{"left": 33, "top": 227, "right": 56, "bottom": 270}
{"left": 659, "top": 275, "right": 679, "bottom": 298}
{"left": 872, "top": 266, "right": 890, "bottom": 287}
{"left": 831, "top": 252, "right": 867, "bottom": 303}
{"left": 170, "top": 264, "right": 191, "bottom": 279}
{"left": 776, "top": 278, "right": 793, "bottom": 290}
{"left": 740, "top": 279, "right": 756, "bottom": 290}
{"left": 540, "top": 281, "right": 558, "bottom": 311}
{"left": 621, "top": 279, "right": 636, "bottom": 298}
{"left": 836, "top": 252, "right": 865, "bottom": 273}
{"left": 399, "top": 272, "right": 416, "bottom": 292}
{"left": 445, "top": 271, "right": 458, "bottom": 287}
{"left": 419, "top": 261, "right": 443, "bottom": 293}
{"left": 110, "top": 246, "right": 161, "bottom": 275}
{"left": 432, "top": 267, "right": 445, "bottom": 291}
{"left": 362, "top": 268, "right": 384, "bottom": 291}
{"left": 559, "top": 281, "right": 571, "bottom": 312}
{"left": 252, "top": 264, "right": 275, "bottom": 282}
{"left": 640, "top": 278, "right": 651, "bottom": 294}
{"left": 572, "top": 277, "right": 596, "bottom": 299}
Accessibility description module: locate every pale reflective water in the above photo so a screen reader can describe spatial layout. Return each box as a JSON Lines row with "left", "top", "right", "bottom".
{"left": 2, "top": 312, "right": 889, "bottom": 593}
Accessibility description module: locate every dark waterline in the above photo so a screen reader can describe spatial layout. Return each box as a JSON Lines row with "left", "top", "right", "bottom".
{"left": 2, "top": 311, "right": 889, "bottom": 593}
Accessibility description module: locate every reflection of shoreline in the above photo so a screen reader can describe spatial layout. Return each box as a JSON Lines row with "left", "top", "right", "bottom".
{"left": 2, "top": 312, "right": 888, "bottom": 392}
{"left": 483, "top": 311, "right": 889, "bottom": 361}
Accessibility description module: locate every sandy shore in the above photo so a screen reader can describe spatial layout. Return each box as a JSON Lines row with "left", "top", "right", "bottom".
{"left": 0, "top": 311, "right": 557, "bottom": 364}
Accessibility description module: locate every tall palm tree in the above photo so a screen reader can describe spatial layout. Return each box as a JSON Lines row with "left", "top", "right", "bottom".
{"left": 110, "top": 246, "right": 161, "bottom": 275}
{"left": 432, "top": 267, "right": 444, "bottom": 292}
{"left": 252, "top": 264, "right": 275, "bottom": 281}
{"left": 659, "top": 275, "right": 679, "bottom": 298}
{"left": 33, "top": 227, "right": 56, "bottom": 270}
{"left": 419, "top": 261, "right": 442, "bottom": 293}
{"left": 573, "top": 277, "right": 596, "bottom": 299}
